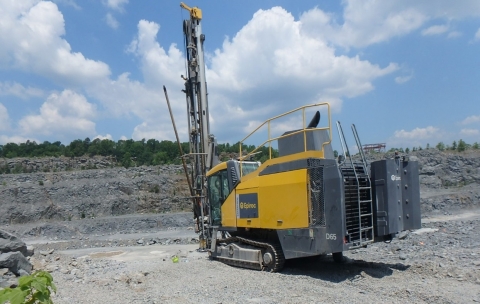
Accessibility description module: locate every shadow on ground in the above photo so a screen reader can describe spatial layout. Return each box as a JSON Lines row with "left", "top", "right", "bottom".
{"left": 281, "top": 255, "right": 409, "bottom": 283}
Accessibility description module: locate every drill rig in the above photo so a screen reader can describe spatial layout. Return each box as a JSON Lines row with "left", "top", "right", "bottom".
{"left": 175, "top": 3, "right": 421, "bottom": 271}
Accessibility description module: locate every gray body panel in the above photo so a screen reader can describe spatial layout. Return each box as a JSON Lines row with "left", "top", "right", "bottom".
{"left": 278, "top": 130, "right": 334, "bottom": 159}
{"left": 370, "top": 159, "right": 421, "bottom": 236}
{"left": 274, "top": 158, "right": 347, "bottom": 259}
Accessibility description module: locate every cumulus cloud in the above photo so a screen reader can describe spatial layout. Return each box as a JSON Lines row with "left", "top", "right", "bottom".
{"left": 0, "top": 1, "right": 110, "bottom": 86}
{"left": 105, "top": 13, "right": 119, "bottom": 29}
{"left": 93, "top": 134, "right": 113, "bottom": 140}
{"left": 421, "top": 25, "right": 449, "bottom": 36}
{"left": 460, "top": 128, "right": 480, "bottom": 136}
{"left": 6, "top": 1, "right": 477, "bottom": 145}
{"left": 0, "top": 135, "right": 38, "bottom": 145}
{"left": 0, "top": 82, "right": 44, "bottom": 99}
{"left": 300, "top": 1, "right": 480, "bottom": 48}
{"left": 204, "top": 7, "right": 397, "bottom": 142}
{"left": 0, "top": 103, "right": 10, "bottom": 131}
{"left": 389, "top": 126, "right": 442, "bottom": 148}
{"left": 447, "top": 31, "right": 462, "bottom": 38}
{"left": 395, "top": 75, "right": 413, "bottom": 84}
{"left": 52, "top": 0, "right": 80, "bottom": 10}
{"left": 104, "top": 0, "right": 128, "bottom": 12}
{"left": 18, "top": 90, "right": 97, "bottom": 139}
{"left": 461, "top": 115, "right": 480, "bottom": 125}
{"left": 475, "top": 28, "right": 480, "bottom": 41}
{"left": 394, "top": 126, "right": 439, "bottom": 140}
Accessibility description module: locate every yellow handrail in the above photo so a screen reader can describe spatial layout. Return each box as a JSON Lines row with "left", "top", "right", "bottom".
{"left": 238, "top": 103, "right": 331, "bottom": 163}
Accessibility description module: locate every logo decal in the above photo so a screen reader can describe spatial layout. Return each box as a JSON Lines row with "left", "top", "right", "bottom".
{"left": 391, "top": 175, "right": 401, "bottom": 181}
{"left": 237, "top": 193, "right": 258, "bottom": 219}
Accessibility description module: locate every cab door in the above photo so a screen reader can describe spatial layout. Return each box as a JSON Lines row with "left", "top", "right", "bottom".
{"left": 208, "top": 169, "right": 230, "bottom": 226}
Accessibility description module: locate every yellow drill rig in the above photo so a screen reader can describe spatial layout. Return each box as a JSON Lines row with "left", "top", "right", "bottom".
{"left": 169, "top": 3, "right": 421, "bottom": 272}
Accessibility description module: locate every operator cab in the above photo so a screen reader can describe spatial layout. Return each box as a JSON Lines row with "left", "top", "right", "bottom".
{"left": 207, "top": 160, "right": 260, "bottom": 226}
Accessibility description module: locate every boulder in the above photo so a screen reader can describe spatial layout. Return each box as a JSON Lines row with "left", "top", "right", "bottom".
{"left": 0, "top": 252, "right": 32, "bottom": 276}
{"left": 0, "top": 229, "right": 28, "bottom": 257}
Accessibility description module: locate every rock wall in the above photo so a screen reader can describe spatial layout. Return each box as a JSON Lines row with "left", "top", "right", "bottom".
{"left": 0, "top": 156, "right": 115, "bottom": 173}
{"left": 0, "top": 150, "right": 479, "bottom": 225}
{"left": 0, "top": 162, "right": 190, "bottom": 225}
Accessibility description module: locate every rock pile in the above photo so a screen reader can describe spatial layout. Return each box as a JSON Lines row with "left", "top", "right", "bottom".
{"left": 0, "top": 229, "right": 33, "bottom": 288}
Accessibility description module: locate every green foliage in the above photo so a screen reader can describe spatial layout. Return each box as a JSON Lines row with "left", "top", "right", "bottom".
{"left": 0, "top": 270, "right": 56, "bottom": 304}
{"left": 436, "top": 142, "right": 445, "bottom": 151}
{"left": 451, "top": 140, "right": 457, "bottom": 150}
{"left": 3, "top": 136, "right": 477, "bottom": 170}
{"left": 405, "top": 147, "right": 410, "bottom": 154}
{"left": 457, "top": 139, "right": 467, "bottom": 152}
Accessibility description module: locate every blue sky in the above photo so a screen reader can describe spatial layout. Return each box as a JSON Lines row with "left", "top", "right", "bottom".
{"left": 0, "top": 0, "right": 479, "bottom": 152}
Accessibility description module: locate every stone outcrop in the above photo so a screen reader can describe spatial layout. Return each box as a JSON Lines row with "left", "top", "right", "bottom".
{"left": 0, "top": 150, "right": 479, "bottom": 226}
{"left": 0, "top": 164, "right": 190, "bottom": 225}
{"left": 0, "top": 229, "right": 33, "bottom": 280}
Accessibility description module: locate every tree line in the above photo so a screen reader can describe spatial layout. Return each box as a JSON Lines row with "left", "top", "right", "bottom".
{"left": 0, "top": 138, "right": 277, "bottom": 167}
{"left": 388, "top": 139, "right": 479, "bottom": 154}
{"left": 0, "top": 137, "right": 477, "bottom": 169}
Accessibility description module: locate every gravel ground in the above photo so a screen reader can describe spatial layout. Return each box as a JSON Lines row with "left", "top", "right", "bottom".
{"left": 15, "top": 209, "right": 478, "bottom": 304}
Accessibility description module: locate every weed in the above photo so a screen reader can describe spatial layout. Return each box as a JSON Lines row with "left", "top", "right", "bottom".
{"left": 0, "top": 270, "right": 56, "bottom": 304}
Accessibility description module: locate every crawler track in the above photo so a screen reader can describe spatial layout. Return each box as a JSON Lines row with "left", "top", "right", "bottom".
{"left": 213, "top": 236, "right": 285, "bottom": 272}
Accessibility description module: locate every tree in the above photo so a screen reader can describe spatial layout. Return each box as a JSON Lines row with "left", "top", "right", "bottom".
{"left": 451, "top": 141, "right": 457, "bottom": 150}
{"left": 473, "top": 142, "right": 479, "bottom": 150}
{"left": 426, "top": 143, "right": 430, "bottom": 150}
{"left": 436, "top": 142, "right": 445, "bottom": 151}
{"left": 405, "top": 147, "right": 410, "bottom": 154}
{"left": 122, "top": 152, "right": 133, "bottom": 168}
{"left": 457, "top": 139, "right": 467, "bottom": 152}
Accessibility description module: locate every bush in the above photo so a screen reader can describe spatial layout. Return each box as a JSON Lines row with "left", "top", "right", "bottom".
{"left": 0, "top": 270, "right": 56, "bottom": 304}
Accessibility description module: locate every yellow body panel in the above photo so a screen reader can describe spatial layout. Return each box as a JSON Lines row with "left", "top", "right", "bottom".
{"left": 258, "top": 169, "right": 309, "bottom": 229}
{"left": 221, "top": 192, "right": 237, "bottom": 227}
{"left": 233, "top": 168, "right": 309, "bottom": 229}
{"left": 210, "top": 151, "right": 325, "bottom": 230}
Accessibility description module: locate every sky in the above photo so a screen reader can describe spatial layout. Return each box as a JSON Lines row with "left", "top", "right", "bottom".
{"left": 0, "top": 0, "right": 480, "bottom": 152}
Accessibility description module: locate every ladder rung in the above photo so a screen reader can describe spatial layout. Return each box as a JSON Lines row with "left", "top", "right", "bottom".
{"left": 360, "top": 227, "right": 373, "bottom": 232}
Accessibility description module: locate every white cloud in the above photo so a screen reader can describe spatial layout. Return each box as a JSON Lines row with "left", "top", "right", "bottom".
{"left": 203, "top": 7, "right": 397, "bottom": 142}
{"left": 300, "top": 1, "right": 480, "bottom": 48}
{"left": 105, "top": 13, "right": 119, "bottom": 29}
{"left": 394, "top": 126, "right": 439, "bottom": 140}
{"left": 7, "top": 1, "right": 474, "bottom": 146}
{"left": 461, "top": 115, "right": 480, "bottom": 125}
{"left": 0, "top": 103, "right": 10, "bottom": 131}
{"left": 52, "top": 0, "right": 80, "bottom": 10}
{"left": 18, "top": 90, "right": 97, "bottom": 139}
{"left": 104, "top": 0, "right": 128, "bottom": 12}
{"left": 474, "top": 28, "right": 480, "bottom": 41}
{"left": 447, "top": 31, "right": 462, "bottom": 38}
{"left": 0, "top": 1, "right": 110, "bottom": 86}
{"left": 395, "top": 75, "right": 413, "bottom": 84}
{"left": 0, "top": 135, "right": 38, "bottom": 145}
{"left": 389, "top": 126, "right": 442, "bottom": 148}
{"left": 460, "top": 128, "right": 480, "bottom": 136}
{"left": 0, "top": 82, "right": 44, "bottom": 99}
{"left": 421, "top": 25, "right": 449, "bottom": 36}
{"left": 93, "top": 134, "right": 113, "bottom": 140}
